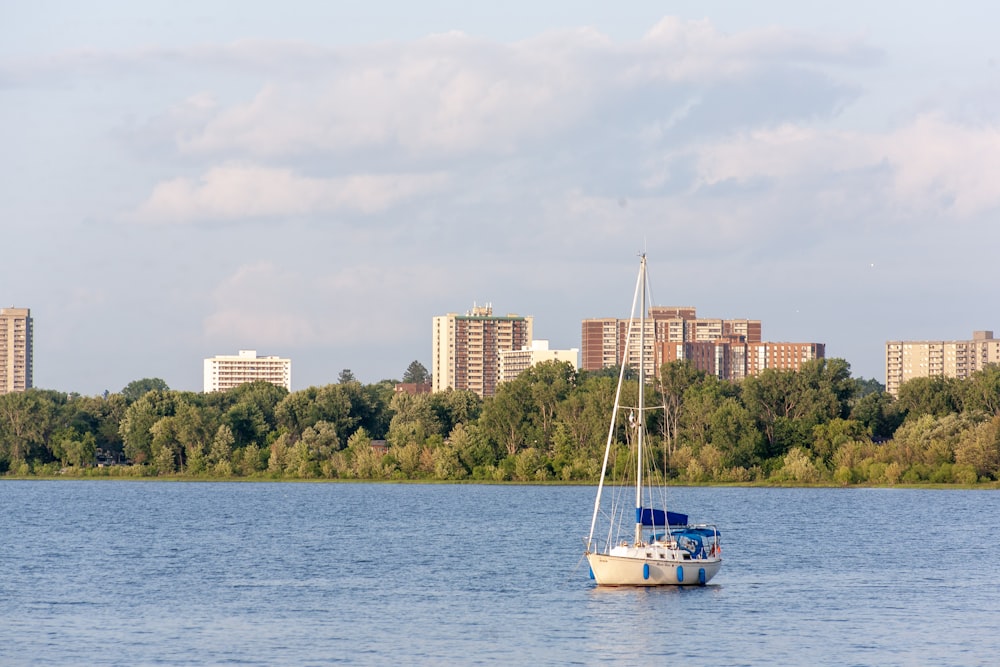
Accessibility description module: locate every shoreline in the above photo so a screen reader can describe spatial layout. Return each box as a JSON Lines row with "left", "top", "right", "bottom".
{"left": 3, "top": 474, "right": 996, "bottom": 490}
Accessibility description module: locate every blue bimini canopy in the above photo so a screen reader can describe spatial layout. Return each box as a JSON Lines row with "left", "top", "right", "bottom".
{"left": 636, "top": 508, "right": 688, "bottom": 527}
{"left": 672, "top": 527, "right": 721, "bottom": 539}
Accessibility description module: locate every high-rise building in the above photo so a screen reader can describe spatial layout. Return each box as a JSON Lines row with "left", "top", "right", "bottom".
{"left": 885, "top": 330, "right": 1000, "bottom": 396}
{"left": 203, "top": 350, "right": 291, "bottom": 393}
{"left": 581, "top": 317, "right": 660, "bottom": 381}
{"left": 498, "top": 340, "right": 579, "bottom": 384}
{"left": 583, "top": 306, "right": 819, "bottom": 381}
{"left": 0, "top": 307, "right": 33, "bottom": 394}
{"left": 432, "top": 304, "right": 533, "bottom": 397}
{"left": 581, "top": 318, "right": 621, "bottom": 371}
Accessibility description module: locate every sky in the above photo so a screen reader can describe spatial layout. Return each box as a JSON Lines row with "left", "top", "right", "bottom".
{"left": 3, "top": 1, "right": 999, "bottom": 395}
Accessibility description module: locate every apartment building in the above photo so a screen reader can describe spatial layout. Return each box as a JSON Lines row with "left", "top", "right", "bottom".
{"left": 581, "top": 317, "right": 663, "bottom": 382}
{"left": 0, "top": 307, "right": 33, "bottom": 394}
{"left": 203, "top": 350, "right": 291, "bottom": 393}
{"left": 662, "top": 335, "right": 749, "bottom": 381}
{"left": 581, "top": 318, "right": 622, "bottom": 371}
{"left": 498, "top": 340, "right": 579, "bottom": 384}
{"left": 583, "top": 306, "right": 822, "bottom": 381}
{"left": 432, "top": 304, "right": 533, "bottom": 397}
{"left": 745, "top": 342, "right": 826, "bottom": 375}
{"left": 885, "top": 330, "right": 1000, "bottom": 396}
{"left": 661, "top": 339, "right": 824, "bottom": 380}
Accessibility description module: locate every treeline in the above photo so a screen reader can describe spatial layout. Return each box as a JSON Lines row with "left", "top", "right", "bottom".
{"left": 1, "top": 359, "right": 999, "bottom": 484}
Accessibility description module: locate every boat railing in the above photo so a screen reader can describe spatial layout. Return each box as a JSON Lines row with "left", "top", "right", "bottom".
{"left": 582, "top": 536, "right": 606, "bottom": 554}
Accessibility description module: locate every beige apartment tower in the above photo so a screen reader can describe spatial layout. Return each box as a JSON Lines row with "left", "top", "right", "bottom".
{"left": 203, "top": 350, "right": 292, "bottom": 393}
{"left": 885, "top": 331, "right": 1000, "bottom": 396}
{"left": 0, "top": 307, "right": 33, "bottom": 394}
{"left": 433, "top": 305, "right": 533, "bottom": 398}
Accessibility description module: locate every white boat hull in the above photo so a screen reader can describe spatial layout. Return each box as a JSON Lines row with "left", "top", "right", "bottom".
{"left": 587, "top": 550, "right": 722, "bottom": 586}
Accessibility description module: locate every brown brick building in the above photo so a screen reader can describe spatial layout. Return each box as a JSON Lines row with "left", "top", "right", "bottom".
{"left": 583, "top": 307, "right": 822, "bottom": 380}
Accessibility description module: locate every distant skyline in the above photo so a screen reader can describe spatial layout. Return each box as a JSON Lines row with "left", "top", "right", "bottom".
{"left": 3, "top": 1, "right": 999, "bottom": 394}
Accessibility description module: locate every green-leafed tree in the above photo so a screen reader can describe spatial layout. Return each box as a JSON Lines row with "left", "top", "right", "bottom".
{"left": 149, "top": 414, "right": 182, "bottom": 474}
{"left": 50, "top": 428, "right": 97, "bottom": 468}
{"left": 209, "top": 424, "right": 236, "bottom": 476}
{"left": 340, "top": 381, "right": 392, "bottom": 440}
{"left": 708, "top": 397, "right": 762, "bottom": 469}
{"left": 795, "top": 358, "right": 856, "bottom": 422}
{"left": 70, "top": 394, "right": 128, "bottom": 457}
{"left": 122, "top": 378, "right": 170, "bottom": 404}
{"left": 810, "top": 418, "right": 869, "bottom": 466}
{"left": 480, "top": 379, "right": 538, "bottom": 458}
{"left": 741, "top": 359, "right": 853, "bottom": 460}
{"left": 119, "top": 390, "right": 177, "bottom": 464}
{"left": 679, "top": 375, "right": 734, "bottom": 450}
{"left": 963, "top": 365, "right": 1000, "bottom": 416}
{"left": 225, "top": 381, "right": 288, "bottom": 432}
{"left": 173, "top": 401, "right": 220, "bottom": 473}
{"left": 520, "top": 360, "right": 577, "bottom": 448}
{"left": 210, "top": 382, "right": 287, "bottom": 450}
{"left": 741, "top": 368, "right": 800, "bottom": 456}
{"left": 953, "top": 415, "right": 1000, "bottom": 480}
{"left": 850, "top": 390, "right": 904, "bottom": 439}
{"left": 276, "top": 384, "right": 358, "bottom": 446}
{"left": 429, "top": 389, "right": 483, "bottom": 438}
{"left": 853, "top": 377, "right": 885, "bottom": 399}
{"left": 0, "top": 390, "right": 59, "bottom": 466}
{"left": 657, "top": 360, "right": 706, "bottom": 457}
{"left": 402, "top": 360, "right": 430, "bottom": 384}
{"left": 896, "top": 376, "right": 963, "bottom": 418}
{"left": 555, "top": 373, "right": 616, "bottom": 458}
{"left": 387, "top": 392, "right": 441, "bottom": 447}
{"left": 224, "top": 401, "right": 268, "bottom": 449}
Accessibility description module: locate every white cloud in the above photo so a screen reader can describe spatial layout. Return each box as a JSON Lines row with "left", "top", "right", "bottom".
{"left": 679, "top": 114, "right": 1000, "bottom": 219}
{"left": 145, "top": 20, "right": 877, "bottom": 160}
{"left": 881, "top": 113, "right": 1000, "bottom": 218}
{"left": 177, "top": 33, "right": 602, "bottom": 159}
{"left": 129, "top": 163, "right": 450, "bottom": 223}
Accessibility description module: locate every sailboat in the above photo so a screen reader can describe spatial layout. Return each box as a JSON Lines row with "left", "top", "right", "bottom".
{"left": 584, "top": 254, "right": 722, "bottom": 586}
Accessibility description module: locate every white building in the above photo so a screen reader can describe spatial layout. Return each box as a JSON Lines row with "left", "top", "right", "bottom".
{"left": 203, "top": 350, "right": 291, "bottom": 393}
{"left": 498, "top": 340, "right": 579, "bottom": 384}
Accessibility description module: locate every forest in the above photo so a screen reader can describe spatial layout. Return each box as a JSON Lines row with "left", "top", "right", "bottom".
{"left": 1, "top": 359, "right": 999, "bottom": 485}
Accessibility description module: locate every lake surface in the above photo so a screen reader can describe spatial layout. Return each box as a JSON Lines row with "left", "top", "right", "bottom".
{"left": 1, "top": 481, "right": 998, "bottom": 666}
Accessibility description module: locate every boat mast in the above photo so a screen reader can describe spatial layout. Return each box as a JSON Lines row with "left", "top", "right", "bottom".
{"left": 587, "top": 255, "right": 645, "bottom": 551}
{"left": 635, "top": 253, "right": 646, "bottom": 545}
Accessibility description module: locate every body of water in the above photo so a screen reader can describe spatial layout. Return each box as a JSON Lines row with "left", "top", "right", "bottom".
{"left": 1, "top": 481, "right": 998, "bottom": 665}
